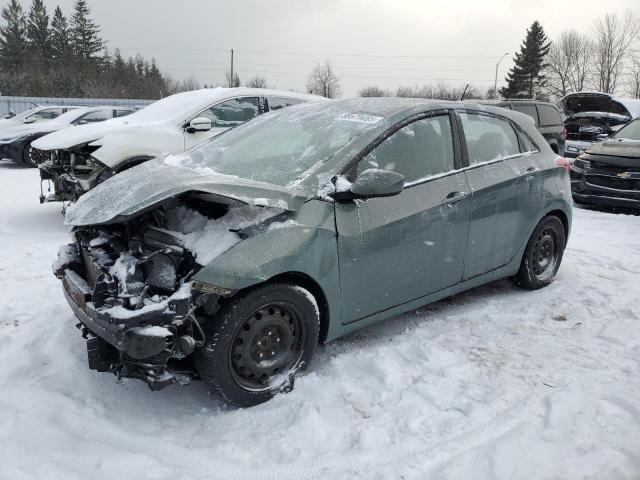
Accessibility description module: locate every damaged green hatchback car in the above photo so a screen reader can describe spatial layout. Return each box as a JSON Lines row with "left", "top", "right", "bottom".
{"left": 55, "top": 98, "right": 572, "bottom": 406}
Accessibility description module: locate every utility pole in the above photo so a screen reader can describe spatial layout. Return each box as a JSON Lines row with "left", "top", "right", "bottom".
{"left": 494, "top": 52, "right": 510, "bottom": 99}
{"left": 230, "top": 49, "right": 234, "bottom": 87}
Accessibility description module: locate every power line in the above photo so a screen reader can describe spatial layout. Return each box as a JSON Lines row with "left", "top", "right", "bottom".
{"left": 116, "top": 46, "right": 505, "bottom": 60}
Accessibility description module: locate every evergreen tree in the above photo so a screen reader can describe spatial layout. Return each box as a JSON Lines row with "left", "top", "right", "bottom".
{"left": 26, "top": 0, "right": 49, "bottom": 58}
{"left": 0, "top": 0, "right": 27, "bottom": 67}
{"left": 50, "top": 6, "right": 71, "bottom": 60}
{"left": 70, "top": 0, "right": 102, "bottom": 60}
{"left": 500, "top": 21, "right": 551, "bottom": 98}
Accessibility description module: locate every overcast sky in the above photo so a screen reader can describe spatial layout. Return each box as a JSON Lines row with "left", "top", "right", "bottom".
{"left": 35, "top": 0, "right": 640, "bottom": 96}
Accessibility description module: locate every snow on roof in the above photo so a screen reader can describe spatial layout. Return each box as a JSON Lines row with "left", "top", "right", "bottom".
{"left": 127, "top": 87, "right": 324, "bottom": 124}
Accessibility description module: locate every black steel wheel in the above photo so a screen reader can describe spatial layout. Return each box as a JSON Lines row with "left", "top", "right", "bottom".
{"left": 512, "top": 215, "right": 566, "bottom": 290}
{"left": 194, "top": 283, "right": 320, "bottom": 407}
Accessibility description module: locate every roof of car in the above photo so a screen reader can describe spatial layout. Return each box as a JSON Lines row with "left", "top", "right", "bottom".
{"left": 298, "top": 97, "right": 521, "bottom": 119}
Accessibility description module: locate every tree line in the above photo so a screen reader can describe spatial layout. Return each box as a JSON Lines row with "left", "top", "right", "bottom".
{"left": 0, "top": 0, "right": 173, "bottom": 99}
{"left": 1, "top": 1, "right": 639, "bottom": 102}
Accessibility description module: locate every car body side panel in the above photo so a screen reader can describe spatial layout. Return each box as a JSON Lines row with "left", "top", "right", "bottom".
{"left": 334, "top": 172, "right": 470, "bottom": 324}
{"left": 463, "top": 159, "right": 524, "bottom": 279}
{"left": 191, "top": 200, "right": 345, "bottom": 341}
{"left": 91, "top": 126, "right": 186, "bottom": 168}
{"left": 342, "top": 190, "right": 571, "bottom": 337}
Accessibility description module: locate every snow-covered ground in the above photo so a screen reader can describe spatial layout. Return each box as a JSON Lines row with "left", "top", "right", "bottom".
{"left": 1, "top": 161, "right": 639, "bottom": 480}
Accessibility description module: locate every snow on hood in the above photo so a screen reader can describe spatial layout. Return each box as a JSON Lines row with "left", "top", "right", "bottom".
{"left": 32, "top": 116, "right": 131, "bottom": 150}
{"left": 64, "top": 156, "right": 307, "bottom": 226}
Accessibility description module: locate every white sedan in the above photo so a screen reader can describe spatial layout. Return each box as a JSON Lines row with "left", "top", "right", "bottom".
{"left": 33, "top": 88, "right": 325, "bottom": 203}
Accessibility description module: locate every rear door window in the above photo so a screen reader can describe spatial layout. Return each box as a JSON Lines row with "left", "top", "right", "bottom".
{"left": 459, "top": 112, "right": 521, "bottom": 164}
{"left": 537, "top": 105, "right": 562, "bottom": 126}
{"left": 511, "top": 104, "right": 538, "bottom": 126}
{"left": 267, "top": 97, "right": 306, "bottom": 111}
{"left": 357, "top": 114, "right": 455, "bottom": 183}
{"left": 114, "top": 109, "right": 133, "bottom": 118}
{"left": 200, "top": 97, "right": 260, "bottom": 128}
{"left": 74, "top": 110, "right": 112, "bottom": 125}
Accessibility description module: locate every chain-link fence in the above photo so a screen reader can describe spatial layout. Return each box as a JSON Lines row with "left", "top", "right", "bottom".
{"left": 0, "top": 96, "right": 154, "bottom": 116}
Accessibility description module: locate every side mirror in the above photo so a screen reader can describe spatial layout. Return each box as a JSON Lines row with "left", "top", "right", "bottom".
{"left": 596, "top": 133, "right": 609, "bottom": 141}
{"left": 333, "top": 169, "right": 405, "bottom": 201}
{"left": 186, "top": 117, "right": 212, "bottom": 133}
{"left": 23, "top": 117, "right": 37, "bottom": 124}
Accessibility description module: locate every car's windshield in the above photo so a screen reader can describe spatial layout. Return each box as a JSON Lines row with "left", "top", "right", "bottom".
{"left": 169, "top": 103, "right": 380, "bottom": 186}
{"left": 612, "top": 118, "right": 640, "bottom": 141}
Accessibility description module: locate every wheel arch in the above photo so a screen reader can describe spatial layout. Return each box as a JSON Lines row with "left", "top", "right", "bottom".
{"left": 546, "top": 208, "right": 569, "bottom": 238}
{"left": 262, "top": 271, "right": 331, "bottom": 344}
{"left": 113, "top": 155, "right": 155, "bottom": 173}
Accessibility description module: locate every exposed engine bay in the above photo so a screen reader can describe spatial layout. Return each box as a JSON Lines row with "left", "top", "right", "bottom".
{"left": 53, "top": 194, "right": 286, "bottom": 390}
{"left": 38, "top": 144, "right": 112, "bottom": 204}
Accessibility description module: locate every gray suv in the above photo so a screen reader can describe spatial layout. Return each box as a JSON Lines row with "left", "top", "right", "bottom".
{"left": 497, "top": 100, "right": 565, "bottom": 156}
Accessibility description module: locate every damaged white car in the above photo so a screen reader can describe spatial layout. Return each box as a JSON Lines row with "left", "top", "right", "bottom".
{"left": 33, "top": 88, "right": 324, "bottom": 204}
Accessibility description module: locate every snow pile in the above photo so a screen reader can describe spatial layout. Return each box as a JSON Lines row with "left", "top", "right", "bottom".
{"left": 2, "top": 167, "right": 640, "bottom": 479}
{"left": 166, "top": 204, "right": 284, "bottom": 265}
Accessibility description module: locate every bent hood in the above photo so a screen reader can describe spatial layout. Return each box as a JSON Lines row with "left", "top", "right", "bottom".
{"left": 65, "top": 157, "right": 308, "bottom": 226}
{"left": 32, "top": 117, "right": 133, "bottom": 150}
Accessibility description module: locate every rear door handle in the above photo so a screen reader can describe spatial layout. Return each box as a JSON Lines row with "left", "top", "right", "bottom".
{"left": 443, "top": 191, "right": 468, "bottom": 204}
{"left": 525, "top": 166, "right": 539, "bottom": 173}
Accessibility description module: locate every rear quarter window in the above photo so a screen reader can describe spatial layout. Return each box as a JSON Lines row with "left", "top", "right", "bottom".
{"left": 537, "top": 105, "right": 562, "bottom": 126}
{"left": 267, "top": 97, "right": 306, "bottom": 111}
{"left": 459, "top": 112, "right": 521, "bottom": 164}
{"left": 511, "top": 104, "right": 538, "bottom": 126}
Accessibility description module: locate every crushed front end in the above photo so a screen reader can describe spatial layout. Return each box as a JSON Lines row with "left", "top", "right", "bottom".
{"left": 53, "top": 198, "right": 232, "bottom": 390}
{"left": 38, "top": 145, "right": 112, "bottom": 204}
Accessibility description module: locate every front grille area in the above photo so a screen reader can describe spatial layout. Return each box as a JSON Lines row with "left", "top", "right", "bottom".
{"left": 586, "top": 175, "right": 639, "bottom": 191}
{"left": 591, "top": 162, "right": 638, "bottom": 175}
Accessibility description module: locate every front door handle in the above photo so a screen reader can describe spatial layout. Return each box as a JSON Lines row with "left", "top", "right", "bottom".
{"left": 443, "top": 191, "right": 468, "bottom": 205}
{"left": 525, "top": 166, "right": 539, "bottom": 173}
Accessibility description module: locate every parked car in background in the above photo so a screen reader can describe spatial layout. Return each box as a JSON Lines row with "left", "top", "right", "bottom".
{"left": 570, "top": 117, "right": 640, "bottom": 209}
{"left": 561, "top": 92, "right": 640, "bottom": 158}
{"left": 54, "top": 98, "right": 572, "bottom": 406}
{"left": 33, "top": 88, "right": 325, "bottom": 204}
{"left": 0, "top": 106, "right": 134, "bottom": 167}
{"left": 0, "top": 105, "right": 78, "bottom": 128}
{"left": 496, "top": 100, "right": 565, "bottom": 155}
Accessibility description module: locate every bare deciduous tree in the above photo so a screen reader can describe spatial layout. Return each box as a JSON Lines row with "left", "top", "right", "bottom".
{"left": 306, "top": 60, "right": 341, "bottom": 98}
{"left": 246, "top": 74, "right": 267, "bottom": 88}
{"left": 358, "top": 85, "right": 387, "bottom": 97}
{"left": 592, "top": 10, "right": 640, "bottom": 94}
{"left": 225, "top": 70, "right": 240, "bottom": 88}
{"left": 166, "top": 75, "right": 201, "bottom": 94}
{"left": 545, "top": 30, "right": 592, "bottom": 98}
{"left": 393, "top": 83, "right": 483, "bottom": 100}
{"left": 628, "top": 55, "right": 640, "bottom": 98}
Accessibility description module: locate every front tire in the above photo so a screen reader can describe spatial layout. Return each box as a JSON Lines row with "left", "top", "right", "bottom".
{"left": 22, "top": 144, "right": 38, "bottom": 168}
{"left": 512, "top": 215, "right": 566, "bottom": 290}
{"left": 194, "top": 283, "right": 320, "bottom": 407}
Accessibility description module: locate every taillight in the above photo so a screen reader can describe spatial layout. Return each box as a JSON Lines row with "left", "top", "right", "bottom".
{"left": 555, "top": 157, "right": 571, "bottom": 172}
{"left": 562, "top": 128, "right": 568, "bottom": 140}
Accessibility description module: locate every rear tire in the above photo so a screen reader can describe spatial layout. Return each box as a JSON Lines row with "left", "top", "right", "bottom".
{"left": 512, "top": 215, "right": 566, "bottom": 290}
{"left": 194, "top": 283, "right": 320, "bottom": 407}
